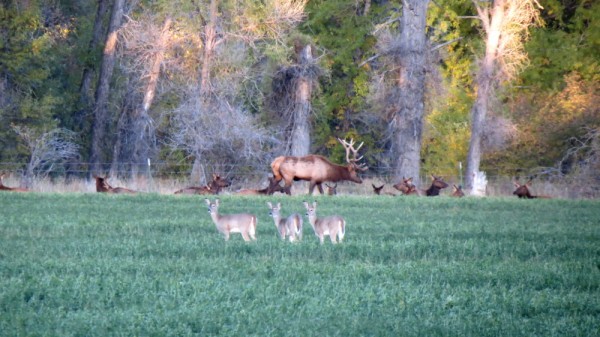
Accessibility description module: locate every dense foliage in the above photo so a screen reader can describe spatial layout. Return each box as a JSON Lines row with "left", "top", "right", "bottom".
{"left": 0, "top": 0, "right": 598, "bottom": 183}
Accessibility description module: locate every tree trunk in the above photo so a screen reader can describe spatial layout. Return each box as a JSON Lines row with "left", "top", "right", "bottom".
{"left": 79, "top": 0, "right": 109, "bottom": 107}
{"left": 291, "top": 44, "right": 313, "bottom": 157}
{"left": 191, "top": 0, "right": 219, "bottom": 179}
{"left": 89, "top": 0, "right": 125, "bottom": 175}
{"left": 464, "top": 0, "right": 504, "bottom": 191}
{"left": 392, "top": 0, "right": 429, "bottom": 186}
{"left": 130, "top": 16, "right": 172, "bottom": 177}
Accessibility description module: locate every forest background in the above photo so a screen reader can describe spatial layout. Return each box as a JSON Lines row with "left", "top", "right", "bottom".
{"left": 0, "top": 0, "right": 598, "bottom": 196}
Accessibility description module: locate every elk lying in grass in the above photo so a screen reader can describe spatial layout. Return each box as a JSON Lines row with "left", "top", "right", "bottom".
{"left": 267, "top": 202, "right": 303, "bottom": 242}
{"left": 0, "top": 174, "right": 29, "bottom": 192}
{"left": 451, "top": 184, "right": 465, "bottom": 197}
{"left": 513, "top": 180, "right": 552, "bottom": 199}
{"left": 325, "top": 183, "right": 337, "bottom": 195}
{"left": 425, "top": 175, "right": 448, "bottom": 196}
{"left": 174, "top": 174, "right": 230, "bottom": 195}
{"left": 372, "top": 184, "right": 396, "bottom": 196}
{"left": 271, "top": 138, "right": 368, "bottom": 195}
{"left": 303, "top": 201, "right": 346, "bottom": 244}
{"left": 94, "top": 176, "right": 137, "bottom": 194}
{"left": 234, "top": 177, "right": 285, "bottom": 196}
{"left": 205, "top": 198, "right": 257, "bottom": 241}
{"left": 393, "top": 177, "right": 420, "bottom": 196}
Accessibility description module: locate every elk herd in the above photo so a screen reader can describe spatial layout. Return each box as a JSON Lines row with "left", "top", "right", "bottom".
{"left": 1, "top": 137, "right": 555, "bottom": 242}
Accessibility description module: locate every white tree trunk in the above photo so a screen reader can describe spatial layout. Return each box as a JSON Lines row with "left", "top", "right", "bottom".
{"left": 291, "top": 44, "right": 312, "bottom": 157}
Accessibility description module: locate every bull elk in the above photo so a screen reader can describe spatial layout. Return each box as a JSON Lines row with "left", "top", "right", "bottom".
{"left": 205, "top": 198, "right": 257, "bottom": 241}
{"left": 267, "top": 202, "right": 303, "bottom": 242}
{"left": 425, "top": 175, "right": 449, "bottom": 196}
{"left": 0, "top": 173, "right": 29, "bottom": 192}
{"left": 303, "top": 201, "right": 346, "bottom": 244}
{"left": 513, "top": 180, "right": 552, "bottom": 199}
{"left": 94, "top": 176, "right": 137, "bottom": 194}
{"left": 234, "top": 177, "right": 285, "bottom": 196}
{"left": 271, "top": 138, "right": 368, "bottom": 195}
{"left": 451, "top": 184, "right": 465, "bottom": 197}
{"left": 393, "top": 177, "right": 420, "bottom": 196}
{"left": 175, "top": 174, "right": 230, "bottom": 195}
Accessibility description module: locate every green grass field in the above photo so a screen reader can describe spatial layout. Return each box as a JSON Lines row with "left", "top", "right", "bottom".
{"left": 1, "top": 192, "right": 599, "bottom": 336}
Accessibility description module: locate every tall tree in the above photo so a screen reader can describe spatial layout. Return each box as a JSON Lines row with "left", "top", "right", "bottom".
{"left": 392, "top": 0, "right": 430, "bottom": 185}
{"left": 89, "top": 0, "right": 125, "bottom": 175}
{"left": 464, "top": 0, "right": 541, "bottom": 191}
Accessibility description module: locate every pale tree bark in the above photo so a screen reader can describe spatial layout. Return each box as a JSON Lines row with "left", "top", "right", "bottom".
{"left": 130, "top": 16, "right": 172, "bottom": 176}
{"left": 291, "top": 44, "right": 313, "bottom": 157}
{"left": 464, "top": 0, "right": 541, "bottom": 191}
{"left": 393, "top": 0, "right": 429, "bottom": 186}
{"left": 90, "top": 0, "right": 125, "bottom": 175}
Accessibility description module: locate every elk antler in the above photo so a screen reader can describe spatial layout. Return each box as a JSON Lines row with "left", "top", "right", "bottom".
{"left": 337, "top": 138, "right": 368, "bottom": 171}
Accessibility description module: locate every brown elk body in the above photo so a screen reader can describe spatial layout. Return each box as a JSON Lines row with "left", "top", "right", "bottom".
{"left": 451, "top": 184, "right": 465, "bottom": 197}
{"left": 234, "top": 177, "right": 285, "bottom": 196}
{"left": 175, "top": 174, "right": 230, "bottom": 195}
{"left": 205, "top": 199, "right": 257, "bottom": 241}
{"left": 94, "top": 176, "right": 137, "bottom": 194}
{"left": 267, "top": 202, "right": 303, "bottom": 242}
{"left": 425, "top": 175, "right": 449, "bottom": 197}
{"left": 513, "top": 180, "right": 552, "bottom": 199}
{"left": 0, "top": 174, "right": 29, "bottom": 192}
{"left": 393, "top": 177, "right": 420, "bottom": 196}
{"left": 303, "top": 201, "right": 346, "bottom": 244}
{"left": 271, "top": 138, "right": 368, "bottom": 195}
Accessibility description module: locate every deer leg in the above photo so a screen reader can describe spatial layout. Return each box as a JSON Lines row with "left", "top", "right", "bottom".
{"left": 241, "top": 232, "right": 251, "bottom": 242}
{"left": 330, "top": 232, "right": 338, "bottom": 244}
{"left": 316, "top": 183, "right": 324, "bottom": 195}
{"left": 223, "top": 231, "right": 230, "bottom": 241}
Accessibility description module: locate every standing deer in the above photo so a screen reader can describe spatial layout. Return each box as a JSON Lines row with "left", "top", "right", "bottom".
{"left": 325, "top": 183, "right": 337, "bottom": 195}
{"left": 267, "top": 202, "right": 303, "bottom": 242}
{"left": 205, "top": 199, "right": 257, "bottom": 241}
{"left": 94, "top": 176, "right": 137, "bottom": 194}
{"left": 175, "top": 174, "right": 230, "bottom": 195}
{"left": 234, "top": 176, "right": 285, "bottom": 196}
{"left": 425, "top": 175, "right": 448, "bottom": 196}
{"left": 303, "top": 201, "right": 346, "bottom": 244}
{"left": 393, "top": 177, "right": 420, "bottom": 196}
{"left": 451, "top": 184, "right": 465, "bottom": 197}
{"left": 271, "top": 138, "right": 368, "bottom": 195}
{"left": 513, "top": 180, "right": 552, "bottom": 199}
{"left": 0, "top": 174, "right": 29, "bottom": 192}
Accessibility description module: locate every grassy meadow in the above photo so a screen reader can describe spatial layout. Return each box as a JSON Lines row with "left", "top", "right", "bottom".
{"left": 0, "top": 192, "right": 599, "bottom": 336}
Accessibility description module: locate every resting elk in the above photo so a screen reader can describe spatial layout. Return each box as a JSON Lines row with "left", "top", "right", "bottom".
{"left": 451, "top": 184, "right": 465, "bottom": 197}
{"left": 94, "top": 176, "right": 137, "bottom": 194}
{"left": 372, "top": 184, "right": 396, "bottom": 196}
{"left": 205, "top": 198, "right": 257, "bottom": 241}
{"left": 325, "top": 183, "right": 337, "bottom": 196}
{"left": 267, "top": 202, "right": 303, "bottom": 242}
{"left": 513, "top": 180, "right": 552, "bottom": 199}
{"left": 393, "top": 177, "right": 420, "bottom": 196}
{"left": 303, "top": 201, "right": 346, "bottom": 244}
{"left": 234, "top": 177, "right": 285, "bottom": 196}
{"left": 425, "top": 175, "right": 449, "bottom": 196}
{"left": 271, "top": 138, "right": 368, "bottom": 195}
{"left": 0, "top": 173, "right": 29, "bottom": 192}
{"left": 175, "top": 174, "right": 230, "bottom": 195}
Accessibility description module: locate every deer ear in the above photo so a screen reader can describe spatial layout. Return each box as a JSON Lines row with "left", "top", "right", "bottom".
{"left": 312, "top": 201, "right": 317, "bottom": 208}
{"left": 205, "top": 199, "right": 211, "bottom": 206}
{"left": 267, "top": 202, "right": 273, "bottom": 208}
{"left": 513, "top": 181, "right": 521, "bottom": 188}
{"left": 526, "top": 180, "right": 533, "bottom": 186}
{"left": 277, "top": 202, "right": 281, "bottom": 208}
{"left": 303, "top": 201, "right": 309, "bottom": 208}
{"left": 215, "top": 199, "right": 220, "bottom": 206}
